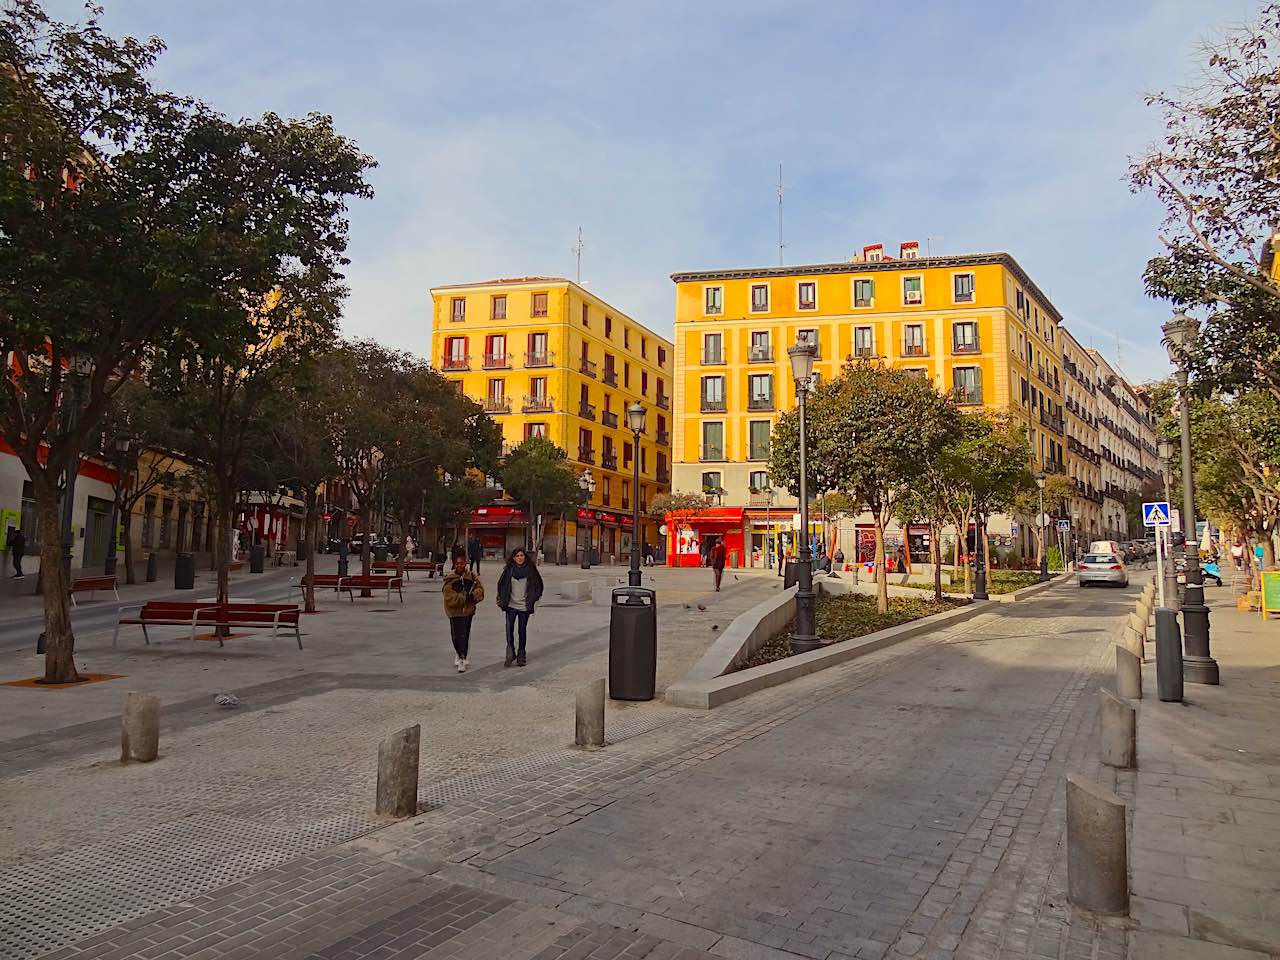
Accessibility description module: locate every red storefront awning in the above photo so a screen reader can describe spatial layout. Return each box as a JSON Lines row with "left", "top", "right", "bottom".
{"left": 665, "top": 507, "right": 745, "bottom": 527}
{"left": 576, "top": 508, "right": 634, "bottom": 528}
{"left": 470, "top": 505, "right": 529, "bottom": 528}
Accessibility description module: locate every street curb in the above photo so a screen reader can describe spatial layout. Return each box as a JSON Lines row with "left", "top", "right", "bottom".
{"left": 664, "top": 598, "right": 995, "bottom": 710}
{"left": 993, "top": 570, "right": 1074, "bottom": 603}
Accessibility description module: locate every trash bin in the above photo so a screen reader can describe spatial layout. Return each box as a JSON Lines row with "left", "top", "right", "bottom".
{"left": 374, "top": 544, "right": 388, "bottom": 562}
{"left": 173, "top": 553, "right": 195, "bottom": 590}
{"left": 249, "top": 543, "right": 265, "bottom": 573}
{"left": 145, "top": 551, "right": 158, "bottom": 583}
{"left": 337, "top": 557, "right": 349, "bottom": 577}
{"left": 608, "top": 586, "right": 657, "bottom": 701}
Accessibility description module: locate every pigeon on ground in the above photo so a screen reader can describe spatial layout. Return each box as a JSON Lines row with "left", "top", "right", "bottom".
{"left": 712, "top": 624, "right": 719, "bottom": 631}
{"left": 696, "top": 603, "right": 707, "bottom": 611}
{"left": 683, "top": 603, "right": 691, "bottom": 609}
{"left": 214, "top": 693, "right": 241, "bottom": 708}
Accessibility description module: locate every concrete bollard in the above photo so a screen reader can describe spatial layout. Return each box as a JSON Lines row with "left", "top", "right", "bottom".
{"left": 1115, "top": 645, "right": 1142, "bottom": 700}
{"left": 1099, "top": 688, "right": 1137, "bottom": 768}
{"left": 375, "top": 723, "right": 420, "bottom": 817}
{"left": 1066, "top": 774, "right": 1129, "bottom": 915}
{"left": 1126, "top": 611, "right": 1147, "bottom": 639}
{"left": 1121, "top": 626, "right": 1144, "bottom": 660}
{"left": 1155, "top": 607, "right": 1184, "bottom": 703}
{"left": 575, "top": 678, "right": 606, "bottom": 748}
{"left": 120, "top": 691, "right": 161, "bottom": 763}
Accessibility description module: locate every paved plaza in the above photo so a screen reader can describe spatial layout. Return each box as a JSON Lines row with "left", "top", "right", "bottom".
{"left": 0, "top": 564, "right": 1276, "bottom": 960}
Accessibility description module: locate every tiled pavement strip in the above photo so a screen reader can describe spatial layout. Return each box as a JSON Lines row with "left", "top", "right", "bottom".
{"left": 17, "top": 579, "right": 1141, "bottom": 960}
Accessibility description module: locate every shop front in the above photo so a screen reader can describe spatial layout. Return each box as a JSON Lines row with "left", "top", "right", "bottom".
{"left": 664, "top": 507, "right": 745, "bottom": 568}
{"left": 469, "top": 504, "right": 529, "bottom": 560}
{"left": 574, "top": 508, "right": 634, "bottom": 565}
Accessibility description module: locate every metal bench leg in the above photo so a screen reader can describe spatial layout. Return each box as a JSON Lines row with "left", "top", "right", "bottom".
{"left": 141, "top": 623, "right": 150, "bottom": 646}
{"left": 112, "top": 622, "right": 121, "bottom": 648}
{"left": 113, "top": 586, "right": 120, "bottom": 601}
{"left": 71, "top": 593, "right": 78, "bottom": 608}
{"left": 294, "top": 623, "right": 303, "bottom": 650}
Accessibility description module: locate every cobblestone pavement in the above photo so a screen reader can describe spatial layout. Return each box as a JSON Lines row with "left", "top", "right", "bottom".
{"left": 6, "top": 576, "right": 1143, "bottom": 960}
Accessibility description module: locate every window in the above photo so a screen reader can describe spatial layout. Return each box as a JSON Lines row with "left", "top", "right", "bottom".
{"left": 952, "top": 321, "right": 979, "bottom": 354}
{"left": 450, "top": 297, "right": 466, "bottom": 322}
{"left": 641, "top": 336, "right": 647, "bottom": 358}
{"left": 525, "top": 422, "right": 548, "bottom": 439}
{"left": 705, "top": 286, "right": 723, "bottom": 315}
{"left": 797, "top": 328, "right": 819, "bottom": 356}
{"left": 624, "top": 362, "right": 630, "bottom": 387}
{"left": 748, "top": 420, "right": 771, "bottom": 460}
{"left": 444, "top": 336, "right": 468, "bottom": 369}
{"left": 529, "top": 376, "right": 548, "bottom": 403}
{"left": 701, "top": 471, "right": 723, "bottom": 492}
{"left": 853, "top": 326, "right": 875, "bottom": 357}
{"left": 656, "top": 377, "right": 666, "bottom": 401}
{"left": 142, "top": 494, "right": 156, "bottom": 547}
{"left": 641, "top": 446, "right": 647, "bottom": 471}
{"left": 578, "top": 427, "right": 594, "bottom": 462}
{"left": 797, "top": 282, "right": 816, "bottom": 310}
{"left": 903, "top": 276, "right": 923, "bottom": 305}
{"left": 623, "top": 441, "right": 633, "bottom": 467}
{"left": 158, "top": 499, "right": 172, "bottom": 548}
{"left": 853, "top": 278, "right": 874, "bottom": 308}
{"left": 953, "top": 273, "right": 975, "bottom": 303}
{"left": 532, "top": 291, "right": 548, "bottom": 317}
{"left": 624, "top": 327, "right": 630, "bottom": 349}
{"left": 702, "top": 422, "right": 724, "bottom": 461}
{"left": 605, "top": 315, "right": 613, "bottom": 337}
{"left": 484, "top": 334, "right": 507, "bottom": 367}
{"left": 749, "top": 470, "right": 770, "bottom": 492}
{"left": 748, "top": 374, "right": 773, "bottom": 410}
{"left": 750, "top": 283, "right": 770, "bottom": 312}
{"left": 641, "top": 370, "right": 649, "bottom": 394}
{"left": 701, "top": 375, "right": 726, "bottom": 412}
{"left": 903, "top": 324, "right": 925, "bottom": 356}
{"left": 527, "top": 331, "right": 549, "bottom": 366}
{"left": 749, "top": 330, "right": 771, "bottom": 362}
{"left": 658, "top": 346, "right": 667, "bottom": 366}
{"left": 622, "top": 479, "right": 631, "bottom": 509}
{"left": 581, "top": 303, "right": 589, "bottom": 326}
{"left": 490, "top": 295, "right": 506, "bottom": 320}
{"left": 19, "top": 482, "right": 40, "bottom": 549}
{"left": 953, "top": 367, "right": 982, "bottom": 405}
{"left": 702, "top": 332, "right": 723, "bottom": 364}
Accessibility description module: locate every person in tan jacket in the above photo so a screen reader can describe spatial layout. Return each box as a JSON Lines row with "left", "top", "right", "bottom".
{"left": 442, "top": 545, "right": 484, "bottom": 672}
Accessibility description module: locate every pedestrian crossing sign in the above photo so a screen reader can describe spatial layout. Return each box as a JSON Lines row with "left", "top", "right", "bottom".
{"left": 1142, "top": 501, "right": 1171, "bottom": 527}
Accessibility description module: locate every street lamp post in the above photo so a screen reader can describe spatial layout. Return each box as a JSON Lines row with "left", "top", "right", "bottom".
{"left": 973, "top": 513, "right": 989, "bottom": 600}
{"left": 1037, "top": 475, "right": 1050, "bottom": 582}
{"left": 105, "top": 436, "right": 131, "bottom": 576}
{"left": 1158, "top": 436, "right": 1179, "bottom": 609}
{"left": 579, "top": 470, "right": 596, "bottom": 570}
{"left": 627, "top": 402, "right": 646, "bottom": 588}
{"left": 1163, "top": 310, "right": 1218, "bottom": 684}
{"left": 788, "top": 338, "right": 821, "bottom": 654}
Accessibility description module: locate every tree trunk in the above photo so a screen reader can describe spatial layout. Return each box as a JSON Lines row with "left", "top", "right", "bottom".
{"left": 931, "top": 521, "right": 942, "bottom": 601}
{"left": 32, "top": 471, "right": 77, "bottom": 683}
{"left": 962, "top": 511, "right": 973, "bottom": 593}
{"left": 303, "top": 490, "right": 317, "bottom": 614}
{"left": 873, "top": 515, "right": 888, "bottom": 614}
{"left": 122, "top": 510, "right": 137, "bottom": 585}
{"left": 215, "top": 489, "right": 233, "bottom": 609}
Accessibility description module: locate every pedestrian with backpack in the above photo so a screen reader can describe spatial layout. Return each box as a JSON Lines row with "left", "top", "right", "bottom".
{"left": 496, "top": 547, "right": 544, "bottom": 667}
{"left": 442, "top": 545, "right": 483, "bottom": 672}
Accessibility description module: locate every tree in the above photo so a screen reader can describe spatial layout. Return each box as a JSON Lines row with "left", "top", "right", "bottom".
{"left": 1013, "top": 474, "right": 1076, "bottom": 569}
{"left": 770, "top": 361, "right": 958, "bottom": 613}
{"left": 0, "top": 3, "right": 374, "bottom": 681}
{"left": 896, "top": 406, "right": 968, "bottom": 600}
{"left": 649, "top": 490, "right": 711, "bottom": 560}
{"left": 500, "top": 436, "right": 586, "bottom": 555}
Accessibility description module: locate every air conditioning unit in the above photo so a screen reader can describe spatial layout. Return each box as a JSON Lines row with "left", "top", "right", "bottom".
{"left": 905, "top": 290, "right": 923, "bottom": 304}
{"left": 749, "top": 345, "right": 770, "bottom": 361}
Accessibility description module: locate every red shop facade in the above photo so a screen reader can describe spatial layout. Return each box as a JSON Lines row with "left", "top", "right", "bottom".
{"left": 664, "top": 507, "right": 746, "bottom": 568}
{"left": 468, "top": 504, "right": 530, "bottom": 560}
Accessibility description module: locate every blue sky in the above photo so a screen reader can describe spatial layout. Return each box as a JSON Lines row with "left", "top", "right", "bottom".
{"left": 72, "top": 0, "right": 1257, "bottom": 381}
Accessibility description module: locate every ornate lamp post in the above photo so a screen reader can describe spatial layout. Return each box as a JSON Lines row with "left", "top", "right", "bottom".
{"left": 1163, "top": 309, "right": 1218, "bottom": 684}
{"left": 1158, "top": 436, "right": 1179, "bottom": 608}
{"left": 787, "top": 337, "right": 820, "bottom": 654}
{"left": 1037, "top": 475, "right": 1050, "bottom": 582}
{"left": 579, "top": 470, "right": 596, "bottom": 570}
{"left": 626, "top": 401, "right": 646, "bottom": 588}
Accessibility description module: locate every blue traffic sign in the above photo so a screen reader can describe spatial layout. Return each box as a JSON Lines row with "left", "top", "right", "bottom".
{"left": 1142, "top": 501, "right": 1171, "bottom": 527}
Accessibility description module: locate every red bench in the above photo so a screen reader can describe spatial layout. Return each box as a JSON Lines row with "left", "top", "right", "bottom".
{"left": 292, "top": 574, "right": 344, "bottom": 599}
{"left": 338, "top": 574, "right": 403, "bottom": 603}
{"left": 71, "top": 575, "right": 119, "bottom": 605}
{"left": 114, "top": 601, "right": 303, "bottom": 649}
{"left": 370, "top": 560, "right": 442, "bottom": 580}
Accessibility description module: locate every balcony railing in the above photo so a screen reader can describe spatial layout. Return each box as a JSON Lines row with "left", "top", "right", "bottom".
{"left": 656, "top": 468, "right": 671, "bottom": 484}
{"left": 601, "top": 410, "right": 618, "bottom": 428}
{"left": 748, "top": 346, "right": 773, "bottom": 362}
{"left": 522, "top": 395, "right": 554, "bottom": 413}
{"left": 1043, "top": 459, "right": 1065, "bottom": 475}
{"left": 481, "top": 352, "right": 510, "bottom": 370}
{"left": 656, "top": 394, "right": 671, "bottom": 410}
{"left": 701, "top": 446, "right": 724, "bottom": 462}
{"left": 952, "top": 340, "right": 981, "bottom": 355}
{"left": 853, "top": 345, "right": 876, "bottom": 358}
{"left": 578, "top": 402, "right": 596, "bottom": 421}
{"left": 700, "top": 397, "right": 727, "bottom": 413}
{"left": 524, "top": 350, "right": 553, "bottom": 368}
{"left": 1039, "top": 409, "right": 1064, "bottom": 434}
{"left": 482, "top": 397, "right": 511, "bottom": 414}
{"left": 578, "top": 447, "right": 595, "bottom": 464}
{"left": 701, "top": 351, "right": 725, "bottom": 365}
{"left": 579, "top": 358, "right": 597, "bottom": 378}
{"left": 442, "top": 355, "right": 470, "bottom": 371}
{"left": 902, "top": 343, "right": 927, "bottom": 357}
{"left": 602, "top": 368, "right": 618, "bottom": 386}
{"left": 601, "top": 451, "right": 618, "bottom": 471}
{"left": 656, "top": 430, "right": 670, "bottom": 447}
{"left": 954, "top": 386, "right": 983, "bottom": 405}
{"left": 747, "top": 396, "right": 775, "bottom": 411}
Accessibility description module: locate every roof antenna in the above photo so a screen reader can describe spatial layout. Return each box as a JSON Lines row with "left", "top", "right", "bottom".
{"left": 926, "top": 235, "right": 943, "bottom": 257}
{"left": 776, "top": 162, "right": 786, "bottom": 266}
{"left": 571, "top": 227, "right": 584, "bottom": 284}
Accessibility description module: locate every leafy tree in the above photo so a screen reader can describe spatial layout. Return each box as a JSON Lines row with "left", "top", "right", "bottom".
{"left": 895, "top": 405, "right": 969, "bottom": 600}
{"left": 500, "top": 436, "right": 586, "bottom": 555}
{"left": 770, "top": 361, "right": 958, "bottom": 613}
{"left": 0, "top": 3, "right": 374, "bottom": 681}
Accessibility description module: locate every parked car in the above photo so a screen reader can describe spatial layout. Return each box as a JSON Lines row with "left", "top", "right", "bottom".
{"left": 1077, "top": 551, "right": 1128, "bottom": 588}
{"left": 347, "top": 534, "right": 400, "bottom": 557}
{"left": 1089, "top": 540, "right": 1121, "bottom": 556}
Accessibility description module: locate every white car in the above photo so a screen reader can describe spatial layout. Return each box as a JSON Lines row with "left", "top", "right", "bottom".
{"left": 1077, "top": 552, "right": 1128, "bottom": 588}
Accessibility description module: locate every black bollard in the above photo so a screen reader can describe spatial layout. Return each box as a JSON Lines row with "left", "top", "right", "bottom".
{"left": 1155, "top": 607, "right": 1184, "bottom": 703}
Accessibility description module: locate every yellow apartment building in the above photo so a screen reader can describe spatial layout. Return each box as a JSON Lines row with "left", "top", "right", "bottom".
{"left": 668, "top": 244, "right": 1067, "bottom": 565}
{"left": 1059, "top": 327, "right": 1104, "bottom": 541}
{"left": 428, "top": 277, "right": 673, "bottom": 562}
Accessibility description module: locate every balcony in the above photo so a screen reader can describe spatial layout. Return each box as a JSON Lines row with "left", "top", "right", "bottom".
{"left": 952, "top": 341, "right": 981, "bottom": 355}
{"left": 524, "top": 350, "right": 553, "bottom": 368}
{"left": 701, "top": 397, "right": 727, "bottom": 413}
{"left": 442, "top": 355, "right": 470, "bottom": 371}
{"left": 656, "top": 468, "right": 671, "bottom": 484}
{"left": 954, "top": 386, "right": 983, "bottom": 406}
{"left": 578, "top": 446, "right": 595, "bottom": 464}
{"left": 579, "top": 358, "right": 597, "bottom": 378}
{"left": 482, "top": 396, "right": 511, "bottom": 414}
{"left": 601, "top": 451, "right": 618, "bottom": 471}
{"left": 1043, "top": 459, "right": 1064, "bottom": 475}
{"left": 522, "top": 395, "right": 554, "bottom": 414}
{"left": 601, "top": 410, "right": 618, "bottom": 428}
{"left": 602, "top": 368, "right": 618, "bottom": 386}
{"left": 656, "top": 430, "right": 670, "bottom": 447}
{"left": 747, "top": 395, "right": 775, "bottom": 411}
{"left": 701, "top": 446, "right": 725, "bottom": 462}
{"left": 853, "top": 346, "right": 876, "bottom": 358}
{"left": 656, "top": 394, "right": 671, "bottom": 410}
{"left": 481, "top": 352, "right": 510, "bottom": 370}
{"left": 702, "top": 351, "right": 726, "bottom": 365}
{"left": 1039, "top": 409, "right": 1065, "bottom": 434}
{"left": 578, "top": 402, "right": 596, "bottom": 421}
{"left": 902, "top": 343, "right": 927, "bottom": 357}
{"left": 748, "top": 346, "right": 773, "bottom": 363}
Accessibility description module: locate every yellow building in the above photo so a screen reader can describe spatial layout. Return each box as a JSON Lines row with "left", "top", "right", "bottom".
{"left": 429, "top": 277, "right": 673, "bottom": 561}
{"left": 669, "top": 244, "right": 1067, "bottom": 563}
{"left": 1059, "top": 326, "right": 1104, "bottom": 540}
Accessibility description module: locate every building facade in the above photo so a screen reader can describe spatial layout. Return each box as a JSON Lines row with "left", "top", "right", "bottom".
{"left": 1089, "top": 350, "right": 1161, "bottom": 541}
{"left": 1059, "top": 327, "right": 1103, "bottom": 540}
{"left": 668, "top": 245, "right": 1068, "bottom": 566}
{"left": 429, "top": 278, "right": 673, "bottom": 561}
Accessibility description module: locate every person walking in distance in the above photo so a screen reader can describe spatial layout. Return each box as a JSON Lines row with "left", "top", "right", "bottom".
{"left": 496, "top": 547, "right": 544, "bottom": 667}
{"left": 8, "top": 527, "right": 26, "bottom": 579}
{"left": 710, "top": 538, "right": 727, "bottom": 592}
{"left": 467, "top": 534, "right": 482, "bottom": 574}
{"left": 442, "top": 546, "right": 483, "bottom": 673}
